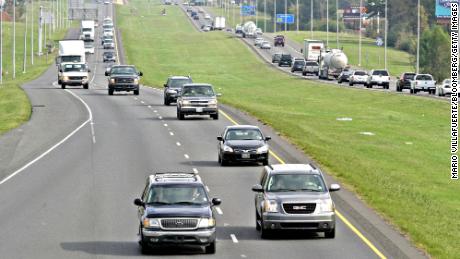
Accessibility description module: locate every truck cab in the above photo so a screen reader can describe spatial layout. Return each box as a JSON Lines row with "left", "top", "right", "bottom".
{"left": 58, "top": 63, "right": 90, "bottom": 89}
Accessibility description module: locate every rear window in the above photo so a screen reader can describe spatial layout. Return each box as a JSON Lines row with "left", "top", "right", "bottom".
{"left": 416, "top": 75, "right": 433, "bottom": 81}
{"left": 281, "top": 55, "right": 292, "bottom": 60}
{"left": 354, "top": 71, "right": 366, "bottom": 76}
{"left": 306, "top": 61, "right": 318, "bottom": 66}
{"left": 403, "top": 73, "right": 416, "bottom": 80}
{"left": 372, "top": 70, "right": 389, "bottom": 76}
{"left": 294, "top": 60, "right": 305, "bottom": 65}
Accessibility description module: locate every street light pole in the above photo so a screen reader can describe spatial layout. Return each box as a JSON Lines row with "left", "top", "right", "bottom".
{"left": 310, "top": 0, "right": 313, "bottom": 39}
{"left": 358, "top": 0, "right": 362, "bottom": 66}
{"left": 23, "top": 3, "right": 28, "bottom": 73}
{"left": 416, "top": 0, "right": 420, "bottom": 73}
{"left": 284, "top": 0, "right": 287, "bottom": 32}
{"left": 384, "top": 0, "right": 388, "bottom": 70}
{"left": 274, "top": 0, "right": 276, "bottom": 33}
{"left": 336, "top": 0, "right": 339, "bottom": 48}
{"left": 296, "top": 0, "right": 299, "bottom": 33}
{"left": 326, "top": 0, "right": 329, "bottom": 47}
{"left": 255, "top": 0, "right": 258, "bottom": 27}
{"left": 264, "top": 0, "right": 266, "bottom": 32}
{"left": 13, "top": 0, "right": 16, "bottom": 79}
{"left": 31, "top": 0, "right": 34, "bottom": 65}
{"left": 0, "top": 4, "right": 3, "bottom": 84}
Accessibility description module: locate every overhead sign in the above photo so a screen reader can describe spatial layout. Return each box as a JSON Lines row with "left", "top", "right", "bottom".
{"left": 436, "top": 0, "right": 457, "bottom": 18}
{"left": 375, "top": 37, "right": 383, "bottom": 46}
{"left": 241, "top": 5, "right": 256, "bottom": 16}
{"left": 276, "top": 14, "right": 295, "bottom": 24}
{"left": 342, "top": 6, "right": 367, "bottom": 19}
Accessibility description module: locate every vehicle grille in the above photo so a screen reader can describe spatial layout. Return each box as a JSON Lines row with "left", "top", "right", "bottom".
{"left": 116, "top": 78, "right": 134, "bottom": 83}
{"left": 233, "top": 149, "right": 257, "bottom": 153}
{"left": 280, "top": 222, "right": 319, "bottom": 229}
{"left": 160, "top": 218, "right": 199, "bottom": 230}
{"left": 283, "top": 203, "right": 316, "bottom": 214}
{"left": 190, "top": 101, "right": 208, "bottom": 107}
{"left": 69, "top": 76, "right": 83, "bottom": 80}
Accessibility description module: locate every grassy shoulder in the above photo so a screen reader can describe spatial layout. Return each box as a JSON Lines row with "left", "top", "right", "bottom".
{"left": 117, "top": 1, "right": 455, "bottom": 258}
{"left": 0, "top": 19, "right": 69, "bottom": 135}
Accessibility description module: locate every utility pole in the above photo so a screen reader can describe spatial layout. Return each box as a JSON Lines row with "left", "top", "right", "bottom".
{"left": 384, "top": 0, "right": 388, "bottom": 70}
{"left": 13, "top": 0, "right": 16, "bottom": 79}
{"left": 326, "top": 0, "right": 329, "bottom": 47}
{"left": 336, "top": 0, "right": 339, "bottom": 48}
{"left": 274, "top": 0, "right": 276, "bottom": 33}
{"left": 0, "top": 4, "right": 3, "bottom": 84}
{"left": 31, "top": 0, "right": 34, "bottom": 65}
{"left": 416, "top": 0, "right": 420, "bottom": 73}
{"left": 284, "top": 0, "right": 287, "bottom": 32}
{"left": 38, "top": 6, "right": 43, "bottom": 56}
{"left": 296, "top": 0, "right": 299, "bottom": 33}
{"left": 310, "top": 0, "right": 313, "bottom": 39}
{"left": 23, "top": 2, "right": 28, "bottom": 73}
{"left": 358, "top": 0, "right": 362, "bottom": 66}
{"left": 255, "top": 0, "right": 258, "bottom": 27}
{"left": 264, "top": 0, "right": 266, "bottom": 32}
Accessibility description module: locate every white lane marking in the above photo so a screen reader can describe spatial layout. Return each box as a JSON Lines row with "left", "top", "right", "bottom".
{"left": 215, "top": 207, "right": 223, "bottom": 215}
{"left": 176, "top": 142, "right": 181, "bottom": 146}
{"left": 0, "top": 89, "right": 93, "bottom": 186}
{"left": 184, "top": 154, "right": 190, "bottom": 159}
{"left": 140, "top": 100, "right": 145, "bottom": 104}
{"left": 133, "top": 97, "right": 138, "bottom": 100}
{"left": 148, "top": 105, "right": 152, "bottom": 109}
{"left": 90, "top": 122, "right": 96, "bottom": 144}
{"left": 241, "top": 255, "right": 247, "bottom": 258}
{"left": 169, "top": 132, "right": 174, "bottom": 136}
{"left": 205, "top": 186, "right": 210, "bottom": 192}
{"left": 223, "top": 223, "right": 230, "bottom": 226}
{"left": 163, "top": 123, "right": 168, "bottom": 127}
{"left": 230, "top": 234, "right": 238, "bottom": 243}
{"left": 192, "top": 168, "right": 198, "bottom": 174}
{"left": 154, "top": 110, "right": 158, "bottom": 113}
{"left": 158, "top": 116, "right": 163, "bottom": 120}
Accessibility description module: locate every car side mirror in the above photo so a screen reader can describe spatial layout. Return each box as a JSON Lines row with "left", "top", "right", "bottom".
{"left": 105, "top": 71, "right": 110, "bottom": 76}
{"left": 265, "top": 136, "right": 271, "bottom": 141}
{"left": 139, "top": 71, "right": 143, "bottom": 76}
{"left": 216, "top": 93, "right": 222, "bottom": 97}
{"left": 164, "top": 84, "right": 167, "bottom": 87}
{"left": 211, "top": 198, "right": 222, "bottom": 206}
{"left": 217, "top": 136, "right": 223, "bottom": 141}
{"left": 134, "top": 198, "right": 144, "bottom": 206}
{"left": 252, "top": 184, "right": 264, "bottom": 192}
{"left": 329, "top": 184, "right": 341, "bottom": 192}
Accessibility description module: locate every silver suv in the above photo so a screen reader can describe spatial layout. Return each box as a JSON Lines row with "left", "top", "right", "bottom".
{"left": 252, "top": 164, "right": 340, "bottom": 238}
{"left": 176, "top": 83, "right": 220, "bottom": 120}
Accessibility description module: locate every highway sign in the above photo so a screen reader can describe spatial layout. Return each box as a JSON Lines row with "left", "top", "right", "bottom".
{"left": 276, "top": 14, "right": 295, "bottom": 24}
{"left": 241, "top": 5, "right": 256, "bottom": 16}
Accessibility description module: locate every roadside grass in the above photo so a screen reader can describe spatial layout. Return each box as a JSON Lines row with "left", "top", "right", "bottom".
{"left": 0, "top": 6, "right": 70, "bottom": 135}
{"left": 117, "top": 1, "right": 456, "bottom": 258}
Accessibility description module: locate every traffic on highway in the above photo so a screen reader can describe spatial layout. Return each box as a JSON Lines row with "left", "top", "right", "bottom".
{"left": 0, "top": 0, "right": 454, "bottom": 258}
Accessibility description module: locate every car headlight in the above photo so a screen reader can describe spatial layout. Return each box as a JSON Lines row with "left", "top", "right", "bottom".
{"left": 181, "top": 100, "right": 191, "bottom": 106}
{"left": 208, "top": 99, "right": 217, "bottom": 105}
{"left": 133, "top": 78, "right": 139, "bottom": 84}
{"left": 318, "top": 199, "right": 334, "bottom": 213}
{"left": 82, "top": 76, "right": 88, "bottom": 80}
{"left": 263, "top": 200, "right": 279, "bottom": 213}
{"left": 167, "top": 89, "right": 177, "bottom": 94}
{"left": 198, "top": 218, "right": 216, "bottom": 228}
{"left": 256, "top": 145, "right": 269, "bottom": 154}
{"left": 110, "top": 78, "right": 115, "bottom": 84}
{"left": 223, "top": 145, "right": 233, "bottom": 152}
{"left": 142, "top": 218, "right": 160, "bottom": 228}
{"left": 62, "top": 76, "right": 69, "bottom": 81}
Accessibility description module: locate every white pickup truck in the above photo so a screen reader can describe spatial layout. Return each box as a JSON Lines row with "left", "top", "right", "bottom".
{"left": 410, "top": 74, "right": 436, "bottom": 94}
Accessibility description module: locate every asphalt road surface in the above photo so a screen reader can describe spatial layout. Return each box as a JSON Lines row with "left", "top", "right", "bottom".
{"left": 0, "top": 2, "right": 427, "bottom": 259}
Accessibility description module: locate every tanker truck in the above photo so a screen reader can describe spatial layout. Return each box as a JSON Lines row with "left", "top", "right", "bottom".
{"left": 242, "top": 21, "right": 257, "bottom": 38}
{"left": 318, "top": 48, "right": 348, "bottom": 80}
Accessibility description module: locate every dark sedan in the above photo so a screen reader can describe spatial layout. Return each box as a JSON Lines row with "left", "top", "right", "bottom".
{"left": 217, "top": 125, "right": 270, "bottom": 166}
{"left": 291, "top": 59, "right": 305, "bottom": 73}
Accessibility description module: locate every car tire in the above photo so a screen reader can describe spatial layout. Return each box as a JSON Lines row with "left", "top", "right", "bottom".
{"left": 338, "top": 79, "right": 342, "bottom": 84}
{"left": 134, "top": 89, "right": 140, "bottom": 95}
{"left": 256, "top": 212, "right": 261, "bottom": 231}
{"left": 83, "top": 84, "right": 89, "bottom": 89}
{"left": 205, "top": 241, "right": 216, "bottom": 254}
{"left": 61, "top": 84, "right": 66, "bottom": 89}
{"left": 220, "top": 157, "right": 228, "bottom": 166}
{"left": 302, "top": 72, "right": 307, "bottom": 76}
{"left": 108, "top": 89, "right": 114, "bottom": 95}
{"left": 164, "top": 98, "right": 170, "bottom": 106}
{"left": 262, "top": 158, "right": 269, "bottom": 166}
{"left": 211, "top": 113, "right": 219, "bottom": 120}
{"left": 177, "top": 110, "right": 185, "bottom": 120}
{"left": 260, "top": 224, "right": 271, "bottom": 239}
{"left": 349, "top": 82, "right": 353, "bottom": 86}
{"left": 325, "top": 228, "right": 336, "bottom": 239}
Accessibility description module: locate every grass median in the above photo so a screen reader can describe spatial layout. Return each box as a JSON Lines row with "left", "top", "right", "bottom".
{"left": 117, "top": 1, "right": 455, "bottom": 258}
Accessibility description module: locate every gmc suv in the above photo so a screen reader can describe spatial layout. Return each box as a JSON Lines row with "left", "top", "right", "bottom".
{"left": 134, "top": 172, "right": 221, "bottom": 254}
{"left": 105, "top": 65, "right": 143, "bottom": 95}
{"left": 252, "top": 164, "right": 340, "bottom": 239}
{"left": 176, "top": 83, "right": 220, "bottom": 120}
{"left": 163, "top": 76, "right": 193, "bottom": 105}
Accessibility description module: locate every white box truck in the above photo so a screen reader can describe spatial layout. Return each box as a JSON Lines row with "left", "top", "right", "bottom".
{"left": 56, "top": 40, "right": 88, "bottom": 88}
{"left": 80, "top": 20, "right": 95, "bottom": 41}
{"left": 303, "top": 39, "right": 324, "bottom": 61}
{"left": 57, "top": 40, "right": 86, "bottom": 65}
{"left": 213, "top": 16, "right": 225, "bottom": 30}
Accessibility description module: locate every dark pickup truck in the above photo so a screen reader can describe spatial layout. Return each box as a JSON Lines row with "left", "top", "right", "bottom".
{"left": 105, "top": 65, "right": 143, "bottom": 95}
{"left": 274, "top": 35, "right": 285, "bottom": 47}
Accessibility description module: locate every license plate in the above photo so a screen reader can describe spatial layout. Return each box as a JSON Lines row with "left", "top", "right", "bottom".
{"left": 241, "top": 153, "right": 250, "bottom": 159}
{"left": 196, "top": 107, "right": 203, "bottom": 113}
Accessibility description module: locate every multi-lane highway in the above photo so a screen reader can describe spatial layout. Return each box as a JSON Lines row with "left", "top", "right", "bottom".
{"left": 0, "top": 1, "right": 427, "bottom": 258}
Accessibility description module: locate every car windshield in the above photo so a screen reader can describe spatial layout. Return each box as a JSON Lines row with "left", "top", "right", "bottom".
{"left": 111, "top": 66, "right": 136, "bottom": 75}
{"left": 444, "top": 79, "right": 451, "bottom": 84}
{"left": 146, "top": 185, "right": 209, "bottom": 205}
{"left": 306, "top": 62, "right": 318, "bottom": 66}
{"left": 354, "top": 71, "right": 366, "bottom": 76}
{"left": 225, "top": 128, "right": 263, "bottom": 141}
{"left": 63, "top": 64, "right": 87, "bottom": 72}
{"left": 273, "top": 54, "right": 281, "bottom": 58}
{"left": 169, "top": 78, "right": 192, "bottom": 88}
{"left": 373, "top": 70, "right": 389, "bottom": 76}
{"left": 84, "top": 42, "right": 93, "bottom": 47}
{"left": 267, "top": 174, "right": 326, "bottom": 192}
{"left": 104, "top": 52, "right": 114, "bottom": 57}
{"left": 82, "top": 28, "right": 91, "bottom": 32}
{"left": 61, "top": 56, "right": 82, "bottom": 63}
{"left": 182, "top": 85, "right": 215, "bottom": 97}
{"left": 105, "top": 39, "right": 113, "bottom": 43}
{"left": 416, "top": 75, "right": 433, "bottom": 80}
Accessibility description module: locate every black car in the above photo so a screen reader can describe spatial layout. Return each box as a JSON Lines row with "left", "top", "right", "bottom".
{"left": 278, "top": 54, "right": 292, "bottom": 67}
{"left": 163, "top": 76, "right": 193, "bottom": 105}
{"left": 103, "top": 51, "right": 116, "bottom": 62}
{"left": 291, "top": 59, "right": 305, "bottom": 73}
{"left": 217, "top": 125, "right": 270, "bottom": 166}
{"left": 337, "top": 67, "right": 353, "bottom": 83}
{"left": 271, "top": 53, "right": 281, "bottom": 63}
{"left": 105, "top": 65, "right": 143, "bottom": 95}
{"left": 396, "top": 72, "right": 416, "bottom": 92}
{"left": 134, "top": 173, "right": 221, "bottom": 254}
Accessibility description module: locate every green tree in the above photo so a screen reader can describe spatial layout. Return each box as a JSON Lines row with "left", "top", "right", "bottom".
{"left": 419, "top": 26, "right": 450, "bottom": 81}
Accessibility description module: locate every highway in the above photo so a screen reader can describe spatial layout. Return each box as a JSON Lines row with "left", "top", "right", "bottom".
{"left": 0, "top": 1, "right": 426, "bottom": 259}
{"left": 192, "top": 5, "right": 448, "bottom": 102}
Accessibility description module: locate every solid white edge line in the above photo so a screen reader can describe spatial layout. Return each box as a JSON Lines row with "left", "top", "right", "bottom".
{"left": 205, "top": 186, "right": 210, "bottom": 192}
{"left": 215, "top": 207, "right": 223, "bottom": 215}
{"left": 230, "top": 234, "right": 238, "bottom": 243}
{"left": 0, "top": 89, "right": 93, "bottom": 186}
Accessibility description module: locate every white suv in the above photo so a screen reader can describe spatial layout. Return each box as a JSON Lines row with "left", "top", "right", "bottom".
{"left": 366, "top": 69, "right": 390, "bottom": 89}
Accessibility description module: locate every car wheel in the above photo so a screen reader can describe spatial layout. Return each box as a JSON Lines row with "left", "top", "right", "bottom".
{"left": 324, "top": 228, "right": 336, "bottom": 239}
{"left": 349, "top": 82, "right": 353, "bottom": 86}
{"left": 256, "top": 212, "right": 261, "bottom": 231}
{"left": 108, "top": 89, "right": 114, "bottom": 95}
{"left": 205, "top": 241, "right": 216, "bottom": 254}
{"left": 177, "top": 110, "right": 184, "bottom": 120}
{"left": 220, "top": 157, "right": 228, "bottom": 166}
{"left": 302, "top": 72, "right": 306, "bottom": 76}
{"left": 260, "top": 222, "right": 271, "bottom": 239}
{"left": 338, "top": 79, "right": 342, "bottom": 84}
{"left": 211, "top": 113, "right": 219, "bottom": 120}
{"left": 396, "top": 86, "right": 401, "bottom": 92}
{"left": 61, "top": 84, "right": 66, "bottom": 89}
{"left": 134, "top": 89, "right": 140, "bottom": 95}
{"left": 164, "top": 98, "right": 170, "bottom": 105}
{"left": 83, "top": 84, "right": 89, "bottom": 89}
{"left": 262, "top": 158, "right": 269, "bottom": 166}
